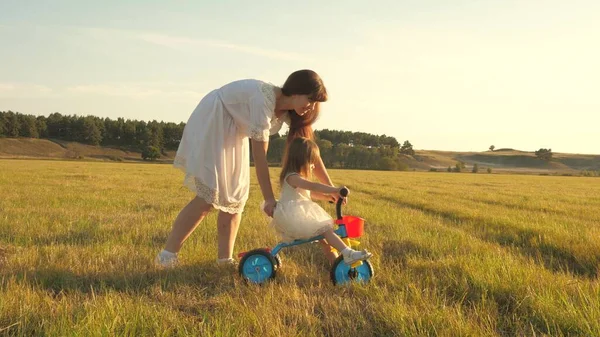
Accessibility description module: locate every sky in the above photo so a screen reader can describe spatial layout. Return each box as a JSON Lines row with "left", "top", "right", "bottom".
{"left": 1, "top": 0, "right": 598, "bottom": 154}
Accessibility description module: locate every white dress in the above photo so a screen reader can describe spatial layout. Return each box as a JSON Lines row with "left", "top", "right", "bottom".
{"left": 269, "top": 173, "right": 334, "bottom": 243}
{"left": 174, "top": 79, "right": 288, "bottom": 214}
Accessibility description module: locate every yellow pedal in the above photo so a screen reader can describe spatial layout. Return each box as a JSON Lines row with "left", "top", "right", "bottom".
{"left": 350, "top": 261, "right": 363, "bottom": 268}
{"left": 348, "top": 239, "right": 360, "bottom": 247}
{"left": 342, "top": 238, "right": 361, "bottom": 249}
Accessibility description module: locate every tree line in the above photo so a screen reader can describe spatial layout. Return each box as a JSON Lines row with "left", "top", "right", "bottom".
{"left": 0, "top": 111, "right": 415, "bottom": 171}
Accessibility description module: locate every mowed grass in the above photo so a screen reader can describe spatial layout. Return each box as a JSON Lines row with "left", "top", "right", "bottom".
{"left": 1, "top": 159, "right": 599, "bottom": 336}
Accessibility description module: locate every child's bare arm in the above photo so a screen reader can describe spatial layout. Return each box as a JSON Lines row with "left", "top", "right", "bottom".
{"left": 287, "top": 174, "right": 341, "bottom": 195}
{"left": 311, "top": 191, "right": 332, "bottom": 201}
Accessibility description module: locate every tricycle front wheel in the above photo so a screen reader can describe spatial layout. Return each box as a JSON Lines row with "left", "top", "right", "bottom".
{"left": 330, "top": 256, "right": 374, "bottom": 285}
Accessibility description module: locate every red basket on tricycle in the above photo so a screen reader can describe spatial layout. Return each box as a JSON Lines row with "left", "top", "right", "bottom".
{"left": 335, "top": 215, "right": 364, "bottom": 238}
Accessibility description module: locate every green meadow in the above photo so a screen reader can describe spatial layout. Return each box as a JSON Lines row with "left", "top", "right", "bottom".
{"left": 1, "top": 159, "right": 599, "bottom": 336}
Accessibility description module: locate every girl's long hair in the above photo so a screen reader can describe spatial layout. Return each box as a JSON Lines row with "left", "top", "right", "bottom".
{"left": 279, "top": 137, "right": 320, "bottom": 185}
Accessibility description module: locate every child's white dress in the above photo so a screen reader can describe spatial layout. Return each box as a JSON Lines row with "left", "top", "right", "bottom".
{"left": 269, "top": 173, "right": 334, "bottom": 243}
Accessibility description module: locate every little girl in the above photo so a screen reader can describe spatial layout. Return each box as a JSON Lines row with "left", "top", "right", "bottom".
{"left": 267, "top": 137, "right": 372, "bottom": 265}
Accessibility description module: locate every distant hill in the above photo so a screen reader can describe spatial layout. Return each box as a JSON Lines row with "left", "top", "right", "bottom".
{"left": 0, "top": 138, "right": 175, "bottom": 163}
{"left": 1, "top": 138, "right": 599, "bottom": 174}
{"left": 402, "top": 149, "right": 600, "bottom": 173}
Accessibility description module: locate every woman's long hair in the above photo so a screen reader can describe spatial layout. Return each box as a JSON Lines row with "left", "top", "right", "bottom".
{"left": 281, "top": 70, "right": 328, "bottom": 144}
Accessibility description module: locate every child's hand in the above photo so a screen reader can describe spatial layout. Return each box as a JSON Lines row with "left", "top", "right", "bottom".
{"left": 333, "top": 186, "right": 349, "bottom": 205}
{"left": 262, "top": 199, "right": 277, "bottom": 217}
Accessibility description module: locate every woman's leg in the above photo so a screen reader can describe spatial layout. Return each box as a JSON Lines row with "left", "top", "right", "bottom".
{"left": 164, "top": 196, "right": 213, "bottom": 253}
{"left": 216, "top": 211, "right": 242, "bottom": 259}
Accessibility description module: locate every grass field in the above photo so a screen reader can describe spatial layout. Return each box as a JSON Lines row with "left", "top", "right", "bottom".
{"left": 1, "top": 159, "right": 599, "bottom": 336}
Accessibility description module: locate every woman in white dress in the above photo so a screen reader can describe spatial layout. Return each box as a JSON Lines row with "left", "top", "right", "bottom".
{"left": 156, "top": 70, "right": 339, "bottom": 267}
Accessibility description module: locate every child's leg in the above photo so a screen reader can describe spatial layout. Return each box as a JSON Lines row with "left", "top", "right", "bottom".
{"left": 321, "top": 229, "right": 349, "bottom": 252}
{"left": 318, "top": 239, "right": 338, "bottom": 264}
{"left": 322, "top": 229, "right": 372, "bottom": 264}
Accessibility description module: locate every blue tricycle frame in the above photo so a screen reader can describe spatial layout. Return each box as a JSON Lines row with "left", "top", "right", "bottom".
{"left": 237, "top": 188, "right": 374, "bottom": 285}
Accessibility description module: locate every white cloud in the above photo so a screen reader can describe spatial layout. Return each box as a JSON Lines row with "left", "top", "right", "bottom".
{"left": 66, "top": 83, "right": 201, "bottom": 99}
{"left": 67, "top": 84, "right": 160, "bottom": 98}
{"left": 81, "top": 27, "right": 312, "bottom": 62}
{"left": 0, "top": 81, "right": 200, "bottom": 100}
{"left": 0, "top": 83, "right": 16, "bottom": 91}
{"left": 135, "top": 32, "right": 312, "bottom": 61}
{"left": 0, "top": 83, "right": 54, "bottom": 98}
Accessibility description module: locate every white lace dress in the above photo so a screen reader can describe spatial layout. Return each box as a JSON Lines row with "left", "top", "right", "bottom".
{"left": 269, "top": 173, "right": 334, "bottom": 243}
{"left": 174, "top": 79, "right": 287, "bottom": 214}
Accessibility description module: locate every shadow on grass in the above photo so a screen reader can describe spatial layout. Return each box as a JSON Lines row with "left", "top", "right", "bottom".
{"left": 381, "top": 239, "right": 438, "bottom": 267}
{"left": 360, "top": 189, "right": 598, "bottom": 279}
{"left": 0, "top": 262, "right": 242, "bottom": 335}
{"left": 2, "top": 261, "right": 238, "bottom": 298}
{"left": 2, "top": 241, "right": 340, "bottom": 299}
{"left": 407, "top": 261, "right": 587, "bottom": 336}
